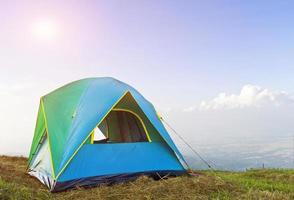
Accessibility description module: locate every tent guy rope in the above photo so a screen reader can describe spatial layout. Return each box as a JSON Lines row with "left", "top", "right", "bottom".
{"left": 160, "top": 117, "right": 216, "bottom": 171}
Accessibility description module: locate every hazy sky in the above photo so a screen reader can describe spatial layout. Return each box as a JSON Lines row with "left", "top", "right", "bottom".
{"left": 0, "top": 1, "right": 294, "bottom": 160}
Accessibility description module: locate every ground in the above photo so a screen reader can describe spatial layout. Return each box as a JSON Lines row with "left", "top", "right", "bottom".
{"left": 0, "top": 156, "right": 293, "bottom": 200}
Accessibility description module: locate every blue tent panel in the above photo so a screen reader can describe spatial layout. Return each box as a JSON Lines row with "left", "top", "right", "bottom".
{"left": 58, "top": 142, "right": 185, "bottom": 182}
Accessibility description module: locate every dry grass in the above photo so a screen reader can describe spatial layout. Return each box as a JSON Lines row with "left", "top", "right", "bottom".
{"left": 0, "top": 156, "right": 293, "bottom": 200}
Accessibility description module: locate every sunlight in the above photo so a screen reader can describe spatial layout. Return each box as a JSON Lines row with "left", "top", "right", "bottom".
{"left": 32, "top": 19, "right": 58, "bottom": 40}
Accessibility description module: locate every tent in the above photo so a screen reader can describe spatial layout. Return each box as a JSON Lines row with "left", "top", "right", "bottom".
{"left": 27, "top": 77, "right": 188, "bottom": 191}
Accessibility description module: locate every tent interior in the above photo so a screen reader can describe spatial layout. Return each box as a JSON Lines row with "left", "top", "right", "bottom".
{"left": 87, "top": 92, "right": 165, "bottom": 144}
{"left": 91, "top": 110, "right": 149, "bottom": 143}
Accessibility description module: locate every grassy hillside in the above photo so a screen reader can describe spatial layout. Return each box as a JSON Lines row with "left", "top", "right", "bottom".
{"left": 0, "top": 156, "right": 293, "bottom": 200}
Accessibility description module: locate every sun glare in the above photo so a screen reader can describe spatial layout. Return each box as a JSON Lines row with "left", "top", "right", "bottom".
{"left": 32, "top": 20, "right": 58, "bottom": 40}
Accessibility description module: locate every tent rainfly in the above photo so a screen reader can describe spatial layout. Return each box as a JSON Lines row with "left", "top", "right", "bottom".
{"left": 27, "top": 77, "right": 188, "bottom": 192}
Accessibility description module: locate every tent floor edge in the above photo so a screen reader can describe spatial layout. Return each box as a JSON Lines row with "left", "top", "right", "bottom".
{"left": 51, "top": 170, "right": 187, "bottom": 192}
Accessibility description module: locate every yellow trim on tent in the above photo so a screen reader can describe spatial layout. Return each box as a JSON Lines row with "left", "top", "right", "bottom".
{"left": 41, "top": 98, "right": 56, "bottom": 180}
{"left": 90, "top": 130, "right": 94, "bottom": 144}
{"left": 55, "top": 91, "right": 129, "bottom": 180}
{"left": 112, "top": 108, "right": 151, "bottom": 142}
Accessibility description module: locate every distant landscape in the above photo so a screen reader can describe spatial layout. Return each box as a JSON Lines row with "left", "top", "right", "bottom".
{"left": 164, "top": 104, "right": 294, "bottom": 171}
{"left": 183, "top": 133, "right": 293, "bottom": 171}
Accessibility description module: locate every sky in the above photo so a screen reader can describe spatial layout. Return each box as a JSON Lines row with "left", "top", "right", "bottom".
{"left": 0, "top": 1, "right": 294, "bottom": 168}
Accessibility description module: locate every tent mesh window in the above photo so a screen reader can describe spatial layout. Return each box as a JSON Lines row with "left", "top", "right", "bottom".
{"left": 93, "top": 110, "right": 148, "bottom": 143}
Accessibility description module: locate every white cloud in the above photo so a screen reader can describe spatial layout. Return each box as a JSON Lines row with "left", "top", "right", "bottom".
{"left": 196, "top": 85, "right": 294, "bottom": 110}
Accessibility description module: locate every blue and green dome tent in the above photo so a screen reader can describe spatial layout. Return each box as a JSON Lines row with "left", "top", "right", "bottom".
{"left": 28, "top": 77, "right": 188, "bottom": 191}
